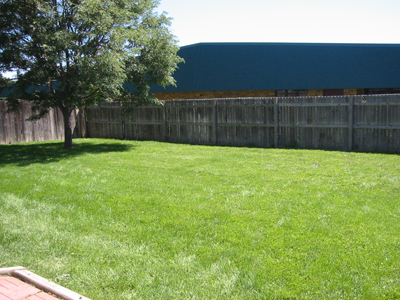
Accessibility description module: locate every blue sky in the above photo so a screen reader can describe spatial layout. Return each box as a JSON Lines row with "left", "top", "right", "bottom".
{"left": 156, "top": 0, "right": 400, "bottom": 46}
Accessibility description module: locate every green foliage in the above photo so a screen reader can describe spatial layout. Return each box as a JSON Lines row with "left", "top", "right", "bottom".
{"left": 0, "top": 0, "right": 182, "bottom": 147}
{"left": 1, "top": 139, "right": 400, "bottom": 299}
{"left": 0, "top": 72, "right": 10, "bottom": 88}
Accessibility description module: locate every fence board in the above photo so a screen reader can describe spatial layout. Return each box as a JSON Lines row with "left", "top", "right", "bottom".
{"left": 0, "top": 100, "right": 68, "bottom": 144}
{"left": 82, "top": 95, "right": 400, "bottom": 153}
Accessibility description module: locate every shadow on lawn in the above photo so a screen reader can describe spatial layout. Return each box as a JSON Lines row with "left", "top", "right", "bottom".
{"left": 0, "top": 140, "right": 133, "bottom": 166}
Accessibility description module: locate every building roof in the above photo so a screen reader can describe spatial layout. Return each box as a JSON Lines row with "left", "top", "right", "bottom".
{"left": 150, "top": 42, "right": 400, "bottom": 93}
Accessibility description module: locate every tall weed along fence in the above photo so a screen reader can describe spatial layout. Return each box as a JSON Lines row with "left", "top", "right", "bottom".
{"left": 86, "top": 94, "right": 400, "bottom": 153}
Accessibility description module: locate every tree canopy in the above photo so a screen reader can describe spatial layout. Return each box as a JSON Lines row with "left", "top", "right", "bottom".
{"left": 0, "top": 0, "right": 182, "bottom": 148}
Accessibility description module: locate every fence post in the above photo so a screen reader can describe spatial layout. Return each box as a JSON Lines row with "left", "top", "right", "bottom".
{"left": 72, "top": 108, "right": 79, "bottom": 138}
{"left": 213, "top": 100, "right": 218, "bottom": 145}
{"left": 274, "top": 98, "right": 279, "bottom": 148}
{"left": 348, "top": 96, "right": 354, "bottom": 151}
{"left": 163, "top": 101, "right": 168, "bottom": 142}
{"left": 82, "top": 107, "right": 88, "bottom": 138}
{"left": 120, "top": 102, "right": 125, "bottom": 139}
{"left": 49, "top": 108, "right": 56, "bottom": 140}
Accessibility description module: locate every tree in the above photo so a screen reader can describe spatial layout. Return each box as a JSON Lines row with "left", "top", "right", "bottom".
{"left": 0, "top": 0, "right": 182, "bottom": 148}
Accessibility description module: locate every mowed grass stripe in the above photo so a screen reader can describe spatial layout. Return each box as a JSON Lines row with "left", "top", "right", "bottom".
{"left": 0, "top": 139, "right": 399, "bottom": 299}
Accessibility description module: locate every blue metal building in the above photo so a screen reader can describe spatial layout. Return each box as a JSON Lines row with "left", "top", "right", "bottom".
{"left": 151, "top": 42, "right": 400, "bottom": 99}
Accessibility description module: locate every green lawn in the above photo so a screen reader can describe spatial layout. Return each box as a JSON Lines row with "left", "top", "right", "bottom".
{"left": 1, "top": 138, "right": 399, "bottom": 299}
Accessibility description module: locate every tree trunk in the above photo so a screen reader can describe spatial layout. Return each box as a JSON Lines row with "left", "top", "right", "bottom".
{"left": 62, "top": 108, "right": 74, "bottom": 149}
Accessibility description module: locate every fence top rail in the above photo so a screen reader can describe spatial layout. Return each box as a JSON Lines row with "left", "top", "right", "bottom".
{"left": 161, "top": 94, "right": 400, "bottom": 101}
{"left": 354, "top": 101, "right": 400, "bottom": 106}
{"left": 95, "top": 101, "right": 400, "bottom": 109}
{"left": 95, "top": 105, "right": 163, "bottom": 109}
{"left": 280, "top": 102, "right": 349, "bottom": 107}
{"left": 91, "top": 94, "right": 400, "bottom": 109}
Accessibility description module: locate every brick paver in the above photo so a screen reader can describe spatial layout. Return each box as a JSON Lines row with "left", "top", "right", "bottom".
{"left": 26, "top": 292, "right": 60, "bottom": 300}
{"left": 0, "top": 277, "right": 59, "bottom": 300}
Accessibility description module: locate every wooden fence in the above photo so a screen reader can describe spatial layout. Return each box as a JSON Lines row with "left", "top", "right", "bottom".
{"left": 0, "top": 100, "right": 83, "bottom": 144}
{"left": 86, "top": 94, "right": 400, "bottom": 153}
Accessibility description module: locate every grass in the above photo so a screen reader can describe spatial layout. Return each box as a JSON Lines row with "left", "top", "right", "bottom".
{"left": 1, "top": 138, "right": 400, "bottom": 299}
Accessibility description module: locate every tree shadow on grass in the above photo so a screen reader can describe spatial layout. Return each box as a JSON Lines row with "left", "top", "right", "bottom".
{"left": 0, "top": 140, "right": 134, "bottom": 166}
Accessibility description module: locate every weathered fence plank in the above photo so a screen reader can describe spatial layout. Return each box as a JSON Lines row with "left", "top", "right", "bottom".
{"left": 5, "top": 95, "right": 399, "bottom": 153}
{"left": 0, "top": 100, "right": 69, "bottom": 144}
{"left": 84, "top": 95, "right": 400, "bottom": 153}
